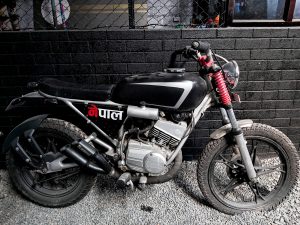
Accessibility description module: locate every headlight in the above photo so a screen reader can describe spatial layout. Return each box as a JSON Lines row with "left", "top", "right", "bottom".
{"left": 222, "top": 60, "right": 240, "bottom": 89}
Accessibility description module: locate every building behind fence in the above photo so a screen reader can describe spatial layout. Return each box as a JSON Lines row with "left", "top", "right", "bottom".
{"left": 0, "top": 0, "right": 227, "bottom": 31}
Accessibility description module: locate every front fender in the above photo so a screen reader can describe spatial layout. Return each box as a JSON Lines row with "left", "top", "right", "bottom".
{"left": 210, "top": 119, "right": 253, "bottom": 140}
{"left": 2, "top": 114, "right": 48, "bottom": 153}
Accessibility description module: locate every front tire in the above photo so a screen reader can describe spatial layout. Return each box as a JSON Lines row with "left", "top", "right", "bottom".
{"left": 197, "top": 123, "right": 299, "bottom": 214}
{"left": 6, "top": 118, "right": 97, "bottom": 207}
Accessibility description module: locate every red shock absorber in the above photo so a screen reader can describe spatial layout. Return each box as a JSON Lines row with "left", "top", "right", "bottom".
{"left": 213, "top": 71, "right": 232, "bottom": 106}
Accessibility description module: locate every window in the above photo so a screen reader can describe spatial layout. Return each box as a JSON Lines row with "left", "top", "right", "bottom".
{"left": 234, "top": 0, "right": 285, "bottom": 20}
{"left": 227, "top": 0, "right": 300, "bottom": 25}
{"left": 294, "top": 0, "right": 300, "bottom": 18}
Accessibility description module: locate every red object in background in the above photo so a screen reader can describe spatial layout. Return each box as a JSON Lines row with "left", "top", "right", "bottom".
{"left": 206, "top": 18, "right": 214, "bottom": 28}
{"left": 214, "top": 15, "right": 220, "bottom": 27}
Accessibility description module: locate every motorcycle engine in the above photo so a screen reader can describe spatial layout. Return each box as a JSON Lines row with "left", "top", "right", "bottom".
{"left": 126, "top": 119, "right": 187, "bottom": 174}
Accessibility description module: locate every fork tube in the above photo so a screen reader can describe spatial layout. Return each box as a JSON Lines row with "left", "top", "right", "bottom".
{"left": 220, "top": 107, "right": 230, "bottom": 125}
{"left": 226, "top": 108, "right": 257, "bottom": 180}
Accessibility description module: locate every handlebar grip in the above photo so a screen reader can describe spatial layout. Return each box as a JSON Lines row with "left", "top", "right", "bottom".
{"left": 191, "top": 41, "right": 211, "bottom": 54}
{"left": 27, "top": 82, "right": 39, "bottom": 90}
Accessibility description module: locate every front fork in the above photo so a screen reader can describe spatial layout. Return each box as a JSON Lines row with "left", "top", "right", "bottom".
{"left": 220, "top": 107, "right": 257, "bottom": 181}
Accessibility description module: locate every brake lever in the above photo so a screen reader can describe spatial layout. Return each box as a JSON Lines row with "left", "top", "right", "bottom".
{"left": 182, "top": 46, "right": 198, "bottom": 59}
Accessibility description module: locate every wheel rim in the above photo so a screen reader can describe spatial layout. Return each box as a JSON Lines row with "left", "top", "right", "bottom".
{"left": 17, "top": 129, "right": 81, "bottom": 198}
{"left": 208, "top": 136, "right": 288, "bottom": 210}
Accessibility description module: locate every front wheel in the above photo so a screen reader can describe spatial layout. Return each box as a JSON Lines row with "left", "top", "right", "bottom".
{"left": 197, "top": 123, "right": 299, "bottom": 214}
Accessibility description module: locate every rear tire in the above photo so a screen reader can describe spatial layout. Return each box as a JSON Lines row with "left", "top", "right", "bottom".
{"left": 197, "top": 123, "right": 299, "bottom": 214}
{"left": 6, "top": 118, "right": 97, "bottom": 207}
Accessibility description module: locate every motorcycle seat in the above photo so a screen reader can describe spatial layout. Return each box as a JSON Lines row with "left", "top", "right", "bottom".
{"left": 38, "top": 78, "right": 115, "bottom": 101}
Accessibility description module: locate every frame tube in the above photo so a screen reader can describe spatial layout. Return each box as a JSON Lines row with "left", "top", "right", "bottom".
{"left": 62, "top": 99, "right": 116, "bottom": 146}
{"left": 166, "top": 94, "right": 213, "bottom": 165}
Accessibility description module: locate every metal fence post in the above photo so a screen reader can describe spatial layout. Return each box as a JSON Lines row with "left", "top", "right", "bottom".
{"left": 128, "top": 0, "right": 135, "bottom": 29}
{"left": 51, "top": 0, "right": 58, "bottom": 28}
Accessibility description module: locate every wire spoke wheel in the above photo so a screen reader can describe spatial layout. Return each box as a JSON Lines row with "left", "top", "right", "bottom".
{"left": 197, "top": 123, "right": 299, "bottom": 214}
{"left": 7, "top": 118, "right": 96, "bottom": 207}
{"left": 18, "top": 131, "right": 81, "bottom": 197}
{"left": 210, "top": 136, "right": 286, "bottom": 208}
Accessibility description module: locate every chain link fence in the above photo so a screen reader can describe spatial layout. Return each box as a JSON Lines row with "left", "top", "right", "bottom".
{"left": 0, "top": 0, "right": 227, "bottom": 31}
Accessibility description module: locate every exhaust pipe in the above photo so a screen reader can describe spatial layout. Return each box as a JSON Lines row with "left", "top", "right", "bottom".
{"left": 61, "top": 140, "right": 120, "bottom": 177}
{"left": 61, "top": 145, "right": 105, "bottom": 173}
{"left": 77, "top": 140, "right": 113, "bottom": 173}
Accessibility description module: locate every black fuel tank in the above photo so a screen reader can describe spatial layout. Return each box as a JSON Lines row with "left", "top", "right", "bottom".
{"left": 111, "top": 72, "right": 208, "bottom": 111}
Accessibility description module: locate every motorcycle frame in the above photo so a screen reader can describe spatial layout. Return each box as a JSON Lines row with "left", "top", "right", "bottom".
{"left": 39, "top": 91, "right": 214, "bottom": 165}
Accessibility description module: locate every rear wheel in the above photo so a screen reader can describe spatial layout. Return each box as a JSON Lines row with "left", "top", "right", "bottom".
{"left": 6, "top": 118, "right": 97, "bottom": 207}
{"left": 197, "top": 123, "right": 299, "bottom": 214}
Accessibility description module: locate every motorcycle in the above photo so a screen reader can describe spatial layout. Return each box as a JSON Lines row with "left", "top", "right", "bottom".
{"left": 2, "top": 41, "right": 299, "bottom": 214}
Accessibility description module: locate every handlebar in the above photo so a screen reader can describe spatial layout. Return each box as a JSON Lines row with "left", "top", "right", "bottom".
{"left": 183, "top": 41, "right": 212, "bottom": 58}
{"left": 181, "top": 40, "right": 226, "bottom": 74}
{"left": 191, "top": 41, "right": 211, "bottom": 54}
{"left": 183, "top": 41, "right": 213, "bottom": 66}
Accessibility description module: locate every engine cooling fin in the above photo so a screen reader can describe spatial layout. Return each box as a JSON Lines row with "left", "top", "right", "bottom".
{"left": 149, "top": 127, "right": 179, "bottom": 146}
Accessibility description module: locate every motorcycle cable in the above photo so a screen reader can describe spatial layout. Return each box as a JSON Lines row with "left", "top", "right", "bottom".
{"left": 212, "top": 50, "right": 227, "bottom": 78}
{"left": 181, "top": 111, "right": 195, "bottom": 140}
{"left": 119, "top": 118, "right": 154, "bottom": 154}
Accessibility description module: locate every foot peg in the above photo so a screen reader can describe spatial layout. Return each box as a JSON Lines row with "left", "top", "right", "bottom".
{"left": 116, "top": 172, "right": 134, "bottom": 190}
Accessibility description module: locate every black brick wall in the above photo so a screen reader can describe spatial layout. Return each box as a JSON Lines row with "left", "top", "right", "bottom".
{"left": 0, "top": 28, "right": 299, "bottom": 160}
